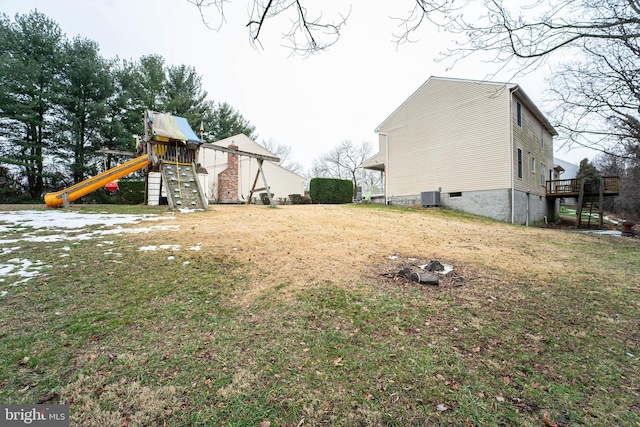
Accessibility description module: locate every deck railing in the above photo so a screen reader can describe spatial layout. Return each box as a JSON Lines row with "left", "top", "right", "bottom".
{"left": 546, "top": 176, "right": 620, "bottom": 197}
{"left": 142, "top": 142, "right": 196, "bottom": 164}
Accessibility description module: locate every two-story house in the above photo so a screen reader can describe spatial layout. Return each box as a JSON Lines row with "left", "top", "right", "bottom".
{"left": 363, "top": 76, "right": 558, "bottom": 225}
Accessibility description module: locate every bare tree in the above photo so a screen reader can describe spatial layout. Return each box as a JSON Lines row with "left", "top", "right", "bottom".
{"left": 549, "top": 37, "right": 640, "bottom": 160}
{"left": 594, "top": 151, "right": 640, "bottom": 220}
{"left": 187, "top": 0, "right": 349, "bottom": 56}
{"left": 312, "top": 140, "right": 380, "bottom": 195}
{"left": 261, "top": 138, "right": 304, "bottom": 173}
{"left": 189, "top": 1, "right": 640, "bottom": 159}
{"left": 395, "top": 0, "right": 640, "bottom": 71}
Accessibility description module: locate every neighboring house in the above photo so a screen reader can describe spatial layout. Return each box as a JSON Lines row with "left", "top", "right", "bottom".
{"left": 363, "top": 76, "right": 558, "bottom": 225}
{"left": 554, "top": 158, "right": 579, "bottom": 180}
{"left": 197, "top": 134, "right": 306, "bottom": 204}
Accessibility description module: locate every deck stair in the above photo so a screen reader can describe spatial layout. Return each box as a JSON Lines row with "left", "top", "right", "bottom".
{"left": 579, "top": 196, "right": 601, "bottom": 228}
{"left": 547, "top": 176, "right": 620, "bottom": 229}
{"left": 161, "top": 162, "right": 207, "bottom": 209}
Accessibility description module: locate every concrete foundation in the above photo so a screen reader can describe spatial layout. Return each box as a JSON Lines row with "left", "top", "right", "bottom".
{"left": 387, "top": 188, "right": 556, "bottom": 225}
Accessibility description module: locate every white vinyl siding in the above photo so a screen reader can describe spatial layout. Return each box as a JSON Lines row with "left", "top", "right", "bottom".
{"left": 512, "top": 96, "right": 554, "bottom": 196}
{"left": 378, "top": 78, "right": 512, "bottom": 196}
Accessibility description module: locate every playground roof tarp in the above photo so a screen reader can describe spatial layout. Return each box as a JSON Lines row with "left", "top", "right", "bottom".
{"left": 151, "top": 112, "right": 201, "bottom": 143}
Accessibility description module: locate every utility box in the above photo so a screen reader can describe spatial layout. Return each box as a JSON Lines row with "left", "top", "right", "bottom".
{"left": 421, "top": 191, "right": 441, "bottom": 207}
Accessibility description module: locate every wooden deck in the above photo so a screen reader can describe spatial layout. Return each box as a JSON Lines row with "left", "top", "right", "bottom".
{"left": 546, "top": 176, "right": 620, "bottom": 198}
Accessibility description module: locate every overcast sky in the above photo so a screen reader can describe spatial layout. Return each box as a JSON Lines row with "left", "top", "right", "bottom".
{"left": 1, "top": 0, "right": 597, "bottom": 170}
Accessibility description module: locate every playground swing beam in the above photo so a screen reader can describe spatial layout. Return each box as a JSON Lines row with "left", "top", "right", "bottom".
{"left": 199, "top": 142, "right": 280, "bottom": 208}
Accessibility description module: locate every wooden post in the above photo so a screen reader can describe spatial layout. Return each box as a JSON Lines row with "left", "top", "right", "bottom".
{"left": 599, "top": 177, "right": 604, "bottom": 229}
{"left": 257, "top": 159, "right": 275, "bottom": 208}
{"left": 62, "top": 192, "right": 70, "bottom": 209}
{"left": 248, "top": 166, "right": 262, "bottom": 204}
{"left": 247, "top": 159, "right": 276, "bottom": 207}
{"left": 576, "top": 180, "right": 585, "bottom": 228}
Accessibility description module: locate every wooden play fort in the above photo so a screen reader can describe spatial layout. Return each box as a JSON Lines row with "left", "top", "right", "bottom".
{"left": 44, "top": 110, "right": 280, "bottom": 208}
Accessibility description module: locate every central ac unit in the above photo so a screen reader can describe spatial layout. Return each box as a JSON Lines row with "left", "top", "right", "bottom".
{"left": 421, "top": 191, "right": 441, "bottom": 207}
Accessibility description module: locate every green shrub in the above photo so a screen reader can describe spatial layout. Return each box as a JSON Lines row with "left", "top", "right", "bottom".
{"left": 114, "top": 180, "right": 145, "bottom": 205}
{"left": 81, "top": 188, "right": 115, "bottom": 204}
{"left": 289, "top": 194, "right": 303, "bottom": 204}
{"left": 259, "top": 192, "right": 274, "bottom": 205}
{"left": 309, "top": 178, "right": 353, "bottom": 204}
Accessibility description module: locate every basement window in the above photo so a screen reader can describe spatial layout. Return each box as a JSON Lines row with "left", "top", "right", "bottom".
{"left": 449, "top": 192, "right": 462, "bottom": 198}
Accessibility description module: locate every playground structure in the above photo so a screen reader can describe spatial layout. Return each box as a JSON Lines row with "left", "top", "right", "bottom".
{"left": 44, "top": 110, "right": 280, "bottom": 208}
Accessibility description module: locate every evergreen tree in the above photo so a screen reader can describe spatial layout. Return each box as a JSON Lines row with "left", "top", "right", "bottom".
{"left": 135, "top": 54, "right": 165, "bottom": 113}
{"left": 576, "top": 158, "right": 601, "bottom": 183}
{"left": 56, "top": 36, "right": 114, "bottom": 183}
{"left": 163, "top": 64, "right": 212, "bottom": 130}
{"left": 205, "top": 102, "right": 257, "bottom": 141}
{"left": 0, "top": 11, "right": 65, "bottom": 198}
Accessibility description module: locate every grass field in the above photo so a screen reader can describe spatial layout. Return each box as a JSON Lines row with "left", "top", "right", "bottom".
{"left": 0, "top": 204, "right": 638, "bottom": 426}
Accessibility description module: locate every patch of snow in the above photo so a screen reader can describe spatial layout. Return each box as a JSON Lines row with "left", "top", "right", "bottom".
{"left": 178, "top": 208, "right": 203, "bottom": 213}
{"left": 576, "top": 229, "right": 621, "bottom": 236}
{"left": 0, "top": 210, "right": 182, "bottom": 296}
{"left": 1, "top": 225, "right": 180, "bottom": 245}
{"left": 138, "top": 244, "right": 181, "bottom": 251}
{"left": 1, "top": 246, "right": 21, "bottom": 255}
{"left": 159, "top": 244, "right": 181, "bottom": 251}
{"left": 0, "top": 210, "right": 160, "bottom": 229}
{"left": 0, "top": 257, "right": 48, "bottom": 294}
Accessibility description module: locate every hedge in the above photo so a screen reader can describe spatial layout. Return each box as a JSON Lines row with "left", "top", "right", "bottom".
{"left": 114, "top": 180, "right": 145, "bottom": 205}
{"left": 309, "top": 178, "right": 353, "bottom": 204}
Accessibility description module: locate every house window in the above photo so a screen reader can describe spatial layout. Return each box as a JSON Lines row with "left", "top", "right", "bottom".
{"left": 541, "top": 128, "right": 545, "bottom": 149}
{"left": 449, "top": 192, "right": 462, "bottom": 198}
{"left": 531, "top": 157, "right": 536, "bottom": 173}
{"left": 517, "top": 148, "right": 523, "bottom": 179}
{"left": 541, "top": 163, "right": 546, "bottom": 186}
{"left": 516, "top": 102, "right": 522, "bottom": 127}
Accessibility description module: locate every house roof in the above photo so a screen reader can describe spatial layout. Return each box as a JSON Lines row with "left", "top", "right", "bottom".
{"left": 209, "top": 134, "right": 276, "bottom": 158}
{"left": 362, "top": 152, "right": 385, "bottom": 171}
{"left": 375, "top": 76, "right": 558, "bottom": 137}
{"left": 205, "top": 134, "right": 305, "bottom": 180}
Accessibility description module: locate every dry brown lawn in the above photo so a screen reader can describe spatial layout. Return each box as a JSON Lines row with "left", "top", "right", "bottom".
{"left": 148, "top": 204, "right": 597, "bottom": 300}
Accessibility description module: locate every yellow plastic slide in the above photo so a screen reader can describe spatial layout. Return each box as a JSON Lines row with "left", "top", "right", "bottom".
{"left": 44, "top": 155, "right": 151, "bottom": 207}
